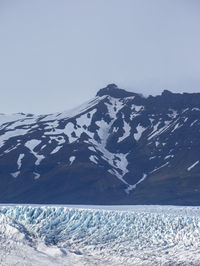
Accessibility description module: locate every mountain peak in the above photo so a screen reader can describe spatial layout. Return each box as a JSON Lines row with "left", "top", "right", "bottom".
{"left": 96, "top": 84, "right": 136, "bottom": 98}
{"left": 106, "top": 83, "right": 118, "bottom": 89}
{"left": 162, "top": 89, "right": 173, "bottom": 96}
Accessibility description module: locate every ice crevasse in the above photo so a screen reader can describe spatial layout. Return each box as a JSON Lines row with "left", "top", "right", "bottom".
{"left": 0, "top": 205, "right": 200, "bottom": 265}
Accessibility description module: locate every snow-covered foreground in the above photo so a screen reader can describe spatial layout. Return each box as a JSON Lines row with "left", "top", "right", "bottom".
{"left": 0, "top": 205, "right": 200, "bottom": 266}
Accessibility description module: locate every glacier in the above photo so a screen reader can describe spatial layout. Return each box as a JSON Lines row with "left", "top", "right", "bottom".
{"left": 0, "top": 205, "right": 200, "bottom": 265}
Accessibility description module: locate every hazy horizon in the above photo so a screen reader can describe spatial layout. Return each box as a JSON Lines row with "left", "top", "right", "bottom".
{"left": 0, "top": 0, "right": 200, "bottom": 114}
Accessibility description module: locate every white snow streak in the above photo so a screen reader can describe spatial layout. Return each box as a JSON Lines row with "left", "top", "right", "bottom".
{"left": 17, "top": 154, "right": 24, "bottom": 169}
{"left": 187, "top": 161, "right": 199, "bottom": 171}
{"left": 89, "top": 155, "right": 98, "bottom": 164}
{"left": 125, "top": 174, "right": 147, "bottom": 193}
{"left": 50, "top": 146, "right": 62, "bottom": 154}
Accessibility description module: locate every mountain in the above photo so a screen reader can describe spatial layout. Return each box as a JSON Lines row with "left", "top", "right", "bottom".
{"left": 0, "top": 84, "right": 200, "bottom": 205}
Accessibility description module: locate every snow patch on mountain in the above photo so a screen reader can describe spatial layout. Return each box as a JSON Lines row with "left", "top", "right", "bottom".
{"left": 134, "top": 124, "right": 146, "bottom": 141}
{"left": 33, "top": 172, "right": 40, "bottom": 180}
{"left": 69, "top": 156, "right": 75, "bottom": 165}
{"left": 51, "top": 146, "right": 62, "bottom": 154}
{"left": 93, "top": 118, "right": 130, "bottom": 187}
{"left": 11, "top": 171, "right": 20, "bottom": 178}
{"left": 40, "top": 96, "right": 106, "bottom": 122}
{"left": 17, "top": 154, "right": 25, "bottom": 169}
{"left": 190, "top": 120, "right": 198, "bottom": 127}
{"left": 25, "top": 140, "right": 45, "bottom": 165}
{"left": 187, "top": 161, "right": 199, "bottom": 171}
{"left": 76, "top": 109, "right": 96, "bottom": 128}
{"left": 118, "top": 121, "right": 131, "bottom": 142}
{"left": 125, "top": 173, "right": 147, "bottom": 193}
{"left": 0, "top": 129, "right": 29, "bottom": 148}
{"left": 89, "top": 155, "right": 98, "bottom": 164}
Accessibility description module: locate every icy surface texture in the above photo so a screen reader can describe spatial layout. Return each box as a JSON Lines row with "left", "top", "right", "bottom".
{"left": 0, "top": 205, "right": 200, "bottom": 265}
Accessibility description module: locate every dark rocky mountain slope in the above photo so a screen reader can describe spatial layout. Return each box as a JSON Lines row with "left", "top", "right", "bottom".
{"left": 0, "top": 84, "right": 200, "bottom": 205}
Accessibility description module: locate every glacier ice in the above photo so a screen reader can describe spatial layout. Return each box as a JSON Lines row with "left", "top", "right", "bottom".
{"left": 0, "top": 205, "right": 200, "bottom": 265}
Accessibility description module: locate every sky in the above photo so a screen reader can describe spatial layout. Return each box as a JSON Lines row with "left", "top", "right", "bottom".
{"left": 0, "top": 0, "right": 200, "bottom": 114}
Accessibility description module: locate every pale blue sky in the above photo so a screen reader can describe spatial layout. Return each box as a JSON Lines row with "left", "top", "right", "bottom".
{"left": 0, "top": 0, "right": 200, "bottom": 114}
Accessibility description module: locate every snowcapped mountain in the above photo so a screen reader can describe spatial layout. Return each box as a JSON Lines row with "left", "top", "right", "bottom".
{"left": 0, "top": 84, "right": 200, "bottom": 205}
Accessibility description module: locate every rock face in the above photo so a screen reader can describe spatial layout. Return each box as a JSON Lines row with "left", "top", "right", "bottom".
{"left": 0, "top": 85, "right": 200, "bottom": 205}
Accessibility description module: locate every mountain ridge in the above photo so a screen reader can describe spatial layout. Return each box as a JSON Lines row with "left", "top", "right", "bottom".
{"left": 0, "top": 84, "right": 200, "bottom": 205}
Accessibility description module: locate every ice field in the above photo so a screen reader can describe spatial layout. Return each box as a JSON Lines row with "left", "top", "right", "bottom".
{"left": 0, "top": 205, "right": 200, "bottom": 265}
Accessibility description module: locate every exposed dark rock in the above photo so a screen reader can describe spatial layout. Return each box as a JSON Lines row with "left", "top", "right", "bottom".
{"left": 96, "top": 84, "right": 136, "bottom": 98}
